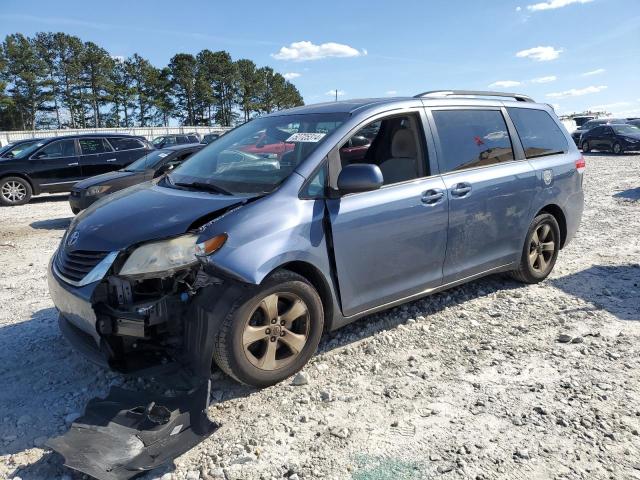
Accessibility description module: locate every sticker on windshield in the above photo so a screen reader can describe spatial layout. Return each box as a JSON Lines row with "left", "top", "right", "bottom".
{"left": 286, "top": 132, "right": 326, "bottom": 143}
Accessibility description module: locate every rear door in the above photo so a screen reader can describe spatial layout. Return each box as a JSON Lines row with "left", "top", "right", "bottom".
{"left": 78, "top": 138, "right": 118, "bottom": 178}
{"left": 601, "top": 126, "right": 615, "bottom": 150}
{"left": 427, "top": 107, "right": 536, "bottom": 283}
{"left": 29, "top": 138, "right": 81, "bottom": 191}
{"left": 327, "top": 110, "right": 448, "bottom": 316}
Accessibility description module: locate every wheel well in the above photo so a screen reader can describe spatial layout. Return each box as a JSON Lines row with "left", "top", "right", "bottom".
{"left": 0, "top": 173, "right": 37, "bottom": 195}
{"left": 537, "top": 204, "right": 567, "bottom": 248}
{"left": 275, "top": 261, "right": 335, "bottom": 331}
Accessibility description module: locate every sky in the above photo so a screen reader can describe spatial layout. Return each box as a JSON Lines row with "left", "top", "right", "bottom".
{"left": 1, "top": 0, "right": 639, "bottom": 117}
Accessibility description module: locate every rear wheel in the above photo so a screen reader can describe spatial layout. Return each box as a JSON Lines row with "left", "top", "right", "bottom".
{"left": 612, "top": 142, "right": 623, "bottom": 155}
{"left": 510, "top": 213, "right": 560, "bottom": 284}
{"left": 0, "top": 176, "right": 32, "bottom": 206}
{"left": 213, "top": 270, "right": 324, "bottom": 387}
{"left": 71, "top": 207, "right": 81, "bottom": 215}
{"left": 581, "top": 140, "right": 591, "bottom": 153}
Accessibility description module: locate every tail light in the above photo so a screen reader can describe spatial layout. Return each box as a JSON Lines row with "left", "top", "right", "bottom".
{"left": 575, "top": 156, "right": 586, "bottom": 173}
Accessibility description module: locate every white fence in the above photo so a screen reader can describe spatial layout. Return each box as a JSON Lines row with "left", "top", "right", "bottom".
{"left": 0, "top": 126, "right": 233, "bottom": 146}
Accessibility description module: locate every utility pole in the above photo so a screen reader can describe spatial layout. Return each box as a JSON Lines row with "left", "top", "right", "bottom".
{"left": 335, "top": 89, "right": 338, "bottom": 102}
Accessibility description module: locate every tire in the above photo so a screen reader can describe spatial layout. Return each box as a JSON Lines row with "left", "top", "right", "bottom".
{"left": 612, "top": 142, "right": 623, "bottom": 155}
{"left": 213, "top": 270, "right": 324, "bottom": 387}
{"left": 71, "top": 207, "right": 81, "bottom": 215}
{"left": 0, "top": 176, "right": 32, "bottom": 206}
{"left": 581, "top": 140, "right": 591, "bottom": 153}
{"left": 509, "top": 213, "right": 561, "bottom": 284}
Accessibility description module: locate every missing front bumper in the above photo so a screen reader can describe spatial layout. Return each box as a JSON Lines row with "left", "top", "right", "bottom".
{"left": 47, "top": 376, "right": 220, "bottom": 480}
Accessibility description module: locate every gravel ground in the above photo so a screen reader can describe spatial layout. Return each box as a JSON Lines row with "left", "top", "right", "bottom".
{"left": 1, "top": 153, "right": 639, "bottom": 480}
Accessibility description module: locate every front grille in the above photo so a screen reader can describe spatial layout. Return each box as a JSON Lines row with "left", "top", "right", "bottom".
{"left": 55, "top": 249, "right": 109, "bottom": 283}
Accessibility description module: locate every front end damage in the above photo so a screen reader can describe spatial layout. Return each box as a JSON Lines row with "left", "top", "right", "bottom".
{"left": 47, "top": 249, "right": 250, "bottom": 480}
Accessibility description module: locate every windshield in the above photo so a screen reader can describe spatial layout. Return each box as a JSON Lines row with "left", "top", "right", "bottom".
{"left": 1, "top": 140, "right": 40, "bottom": 158}
{"left": 152, "top": 137, "right": 166, "bottom": 145}
{"left": 612, "top": 125, "right": 640, "bottom": 135}
{"left": 126, "top": 150, "right": 173, "bottom": 171}
{"left": 13, "top": 140, "right": 49, "bottom": 159}
{"left": 168, "top": 112, "right": 347, "bottom": 195}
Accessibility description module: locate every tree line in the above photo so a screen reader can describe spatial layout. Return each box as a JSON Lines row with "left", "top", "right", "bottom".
{"left": 0, "top": 32, "right": 304, "bottom": 131}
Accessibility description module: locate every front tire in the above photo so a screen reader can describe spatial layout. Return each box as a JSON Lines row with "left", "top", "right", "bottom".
{"left": 510, "top": 213, "right": 560, "bottom": 284}
{"left": 213, "top": 270, "right": 324, "bottom": 387}
{"left": 0, "top": 176, "right": 32, "bottom": 206}
{"left": 612, "top": 142, "right": 623, "bottom": 155}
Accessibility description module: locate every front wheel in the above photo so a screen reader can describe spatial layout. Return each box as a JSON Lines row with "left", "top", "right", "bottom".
{"left": 510, "top": 213, "right": 560, "bottom": 284}
{"left": 581, "top": 140, "right": 591, "bottom": 153}
{"left": 612, "top": 142, "right": 623, "bottom": 155}
{"left": 213, "top": 270, "right": 324, "bottom": 387}
{"left": 0, "top": 176, "right": 32, "bottom": 206}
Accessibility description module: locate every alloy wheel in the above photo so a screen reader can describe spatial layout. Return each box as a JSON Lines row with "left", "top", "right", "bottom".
{"left": 242, "top": 292, "right": 310, "bottom": 371}
{"left": 613, "top": 143, "right": 622, "bottom": 154}
{"left": 1, "top": 181, "right": 27, "bottom": 204}
{"left": 528, "top": 223, "right": 556, "bottom": 273}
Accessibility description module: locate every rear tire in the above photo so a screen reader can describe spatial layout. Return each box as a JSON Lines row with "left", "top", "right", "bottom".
{"left": 0, "top": 176, "right": 32, "bottom": 206}
{"left": 581, "top": 141, "right": 591, "bottom": 153}
{"left": 213, "top": 270, "right": 324, "bottom": 387}
{"left": 71, "top": 207, "right": 81, "bottom": 215}
{"left": 509, "top": 213, "right": 560, "bottom": 284}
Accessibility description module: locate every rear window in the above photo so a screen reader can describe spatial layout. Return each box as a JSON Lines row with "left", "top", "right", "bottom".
{"left": 109, "top": 137, "right": 145, "bottom": 151}
{"left": 432, "top": 109, "right": 514, "bottom": 173}
{"left": 507, "top": 108, "right": 568, "bottom": 159}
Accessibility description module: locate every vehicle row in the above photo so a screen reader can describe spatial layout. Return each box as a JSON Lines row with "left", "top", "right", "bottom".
{"left": 571, "top": 117, "right": 640, "bottom": 153}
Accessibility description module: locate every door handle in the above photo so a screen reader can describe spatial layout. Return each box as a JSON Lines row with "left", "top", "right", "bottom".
{"left": 451, "top": 182, "right": 472, "bottom": 197}
{"left": 67, "top": 162, "right": 79, "bottom": 166}
{"left": 421, "top": 189, "right": 445, "bottom": 205}
{"left": 106, "top": 158, "right": 117, "bottom": 162}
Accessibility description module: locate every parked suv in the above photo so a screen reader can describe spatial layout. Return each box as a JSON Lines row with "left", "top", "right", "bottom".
{"left": 581, "top": 123, "right": 640, "bottom": 154}
{"left": 69, "top": 144, "right": 203, "bottom": 213}
{"left": 0, "top": 134, "right": 153, "bottom": 206}
{"left": 48, "top": 91, "right": 584, "bottom": 390}
{"left": 152, "top": 134, "right": 200, "bottom": 148}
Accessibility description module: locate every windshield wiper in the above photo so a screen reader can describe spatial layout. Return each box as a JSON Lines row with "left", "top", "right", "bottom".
{"left": 174, "top": 181, "right": 233, "bottom": 196}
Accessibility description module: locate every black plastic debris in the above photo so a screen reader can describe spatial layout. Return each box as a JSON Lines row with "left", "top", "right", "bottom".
{"left": 47, "top": 378, "right": 219, "bottom": 480}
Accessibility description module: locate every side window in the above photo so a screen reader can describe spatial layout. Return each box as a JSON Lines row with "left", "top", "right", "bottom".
{"left": 507, "top": 108, "right": 568, "bottom": 159}
{"left": 338, "top": 115, "right": 427, "bottom": 185}
{"left": 590, "top": 127, "right": 603, "bottom": 135}
{"left": 302, "top": 163, "right": 327, "bottom": 198}
{"left": 35, "top": 139, "right": 76, "bottom": 159}
{"left": 109, "top": 137, "right": 145, "bottom": 151}
{"left": 187, "top": 135, "right": 199, "bottom": 143}
{"left": 176, "top": 136, "right": 189, "bottom": 145}
{"left": 432, "top": 109, "right": 514, "bottom": 172}
{"left": 79, "top": 138, "right": 111, "bottom": 155}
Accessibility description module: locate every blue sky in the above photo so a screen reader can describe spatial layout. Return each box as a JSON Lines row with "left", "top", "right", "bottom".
{"left": 1, "top": 0, "right": 639, "bottom": 116}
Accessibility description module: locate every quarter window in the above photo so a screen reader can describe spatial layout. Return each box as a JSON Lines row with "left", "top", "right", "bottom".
{"left": 36, "top": 139, "right": 76, "bottom": 158}
{"left": 432, "top": 109, "right": 514, "bottom": 173}
{"left": 507, "top": 108, "right": 568, "bottom": 159}
{"left": 109, "top": 137, "right": 145, "bottom": 151}
{"left": 79, "top": 138, "right": 112, "bottom": 155}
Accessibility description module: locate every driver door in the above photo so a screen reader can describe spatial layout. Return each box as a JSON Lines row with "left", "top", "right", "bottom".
{"left": 29, "top": 138, "right": 82, "bottom": 191}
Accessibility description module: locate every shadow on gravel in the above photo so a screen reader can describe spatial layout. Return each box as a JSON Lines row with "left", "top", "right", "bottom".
{"left": 29, "top": 217, "right": 72, "bottom": 230}
{"left": 551, "top": 264, "right": 640, "bottom": 321}
{"left": 613, "top": 187, "right": 640, "bottom": 202}
{"left": 29, "top": 194, "right": 69, "bottom": 204}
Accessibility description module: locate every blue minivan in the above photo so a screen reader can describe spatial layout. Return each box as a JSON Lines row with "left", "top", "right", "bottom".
{"left": 48, "top": 91, "right": 584, "bottom": 388}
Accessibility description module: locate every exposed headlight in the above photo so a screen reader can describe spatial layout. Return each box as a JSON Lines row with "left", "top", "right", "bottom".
{"left": 86, "top": 185, "right": 110, "bottom": 196}
{"left": 120, "top": 234, "right": 199, "bottom": 276}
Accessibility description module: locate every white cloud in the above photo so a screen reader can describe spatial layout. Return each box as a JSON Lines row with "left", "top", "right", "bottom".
{"left": 282, "top": 72, "right": 301, "bottom": 80}
{"left": 516, "top": 6, "right": 523, "bottom": 11}
{"left": 531, "top": 75, "right": 557, "bottom": 83}
{"left": 526, "top": 0, "right": 593, "bottom": 11}
{"left": 582, "top": 68, "right": 605, "bottom": 76}
{"left": 546, "top": 85, "right": 607, "bottom": 99}
{"left": 272, "top": 41, "right": 365, "bottom": 61}
{"left": 386, "top": 90, "right": 398, "bottom": 95}
{"left": 488, "top": 80, "right": 522, "bottom": 88}
{"left": 588, "top": 101, "right": 631, "bottom": 111}
{"left": 326, "top": 90, "right": 346, "bottom": 97}
{"left": 516, "top": 46, "right": 563, "bottom": 61}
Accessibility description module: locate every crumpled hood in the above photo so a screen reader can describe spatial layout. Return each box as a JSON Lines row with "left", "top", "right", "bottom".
{"left": 67, "top": 183, "right": 244, "bottom": 252}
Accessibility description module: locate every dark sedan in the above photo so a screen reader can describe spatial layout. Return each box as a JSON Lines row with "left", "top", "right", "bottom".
{"left": 69, "top": 144, "right": 203, "bottom": 213}
{"left": 570, "top": 118, "right": 628, "bottom": 145}
{"left": 581, "top": 124, "right": 640, "bottom": 154}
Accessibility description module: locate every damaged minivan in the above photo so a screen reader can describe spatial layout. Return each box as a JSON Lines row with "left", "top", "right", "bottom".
{"left": 49, "top": 91, "right": 585, "bottom": 387}
{"left": 46, "top": 91, "right": 584, "bottom": 477}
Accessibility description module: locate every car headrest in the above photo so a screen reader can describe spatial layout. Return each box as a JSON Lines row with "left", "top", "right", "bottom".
{"left": 391, "top": 128, "right": 417, "bottom": 158}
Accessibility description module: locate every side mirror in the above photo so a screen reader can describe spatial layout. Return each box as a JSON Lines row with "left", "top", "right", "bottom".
{"left": 337, "top": 164, "right": 383, "bottom": 195}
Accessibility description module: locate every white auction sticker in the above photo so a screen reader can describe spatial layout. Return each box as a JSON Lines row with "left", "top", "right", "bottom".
{"left": 158, "top": 153, "right": 169, "bottom": 158}
{"left": 286, "top": 132, "right": 326, "bottom": 143}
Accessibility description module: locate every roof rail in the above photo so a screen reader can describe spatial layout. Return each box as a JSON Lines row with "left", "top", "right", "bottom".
{"left": 414, "top": 90, "right": 535, "bottom": 103}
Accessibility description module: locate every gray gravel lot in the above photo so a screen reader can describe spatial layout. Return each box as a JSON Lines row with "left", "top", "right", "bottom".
{"left": 1, "top": 153, "right": 639, "bottom": 480}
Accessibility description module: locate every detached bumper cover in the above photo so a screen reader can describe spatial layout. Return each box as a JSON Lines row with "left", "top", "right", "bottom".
{"left": 47, "top": 378, "right": 219, "bottom": 480}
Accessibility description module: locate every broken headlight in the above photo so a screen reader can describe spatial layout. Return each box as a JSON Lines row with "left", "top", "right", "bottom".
{"left": 119, "top": 234, "right": 199, "bottom": 277}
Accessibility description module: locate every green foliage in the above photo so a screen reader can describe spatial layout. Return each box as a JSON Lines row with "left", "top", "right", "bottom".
{"left": 0, "top": 31, "right": 304, "bottom": 131}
